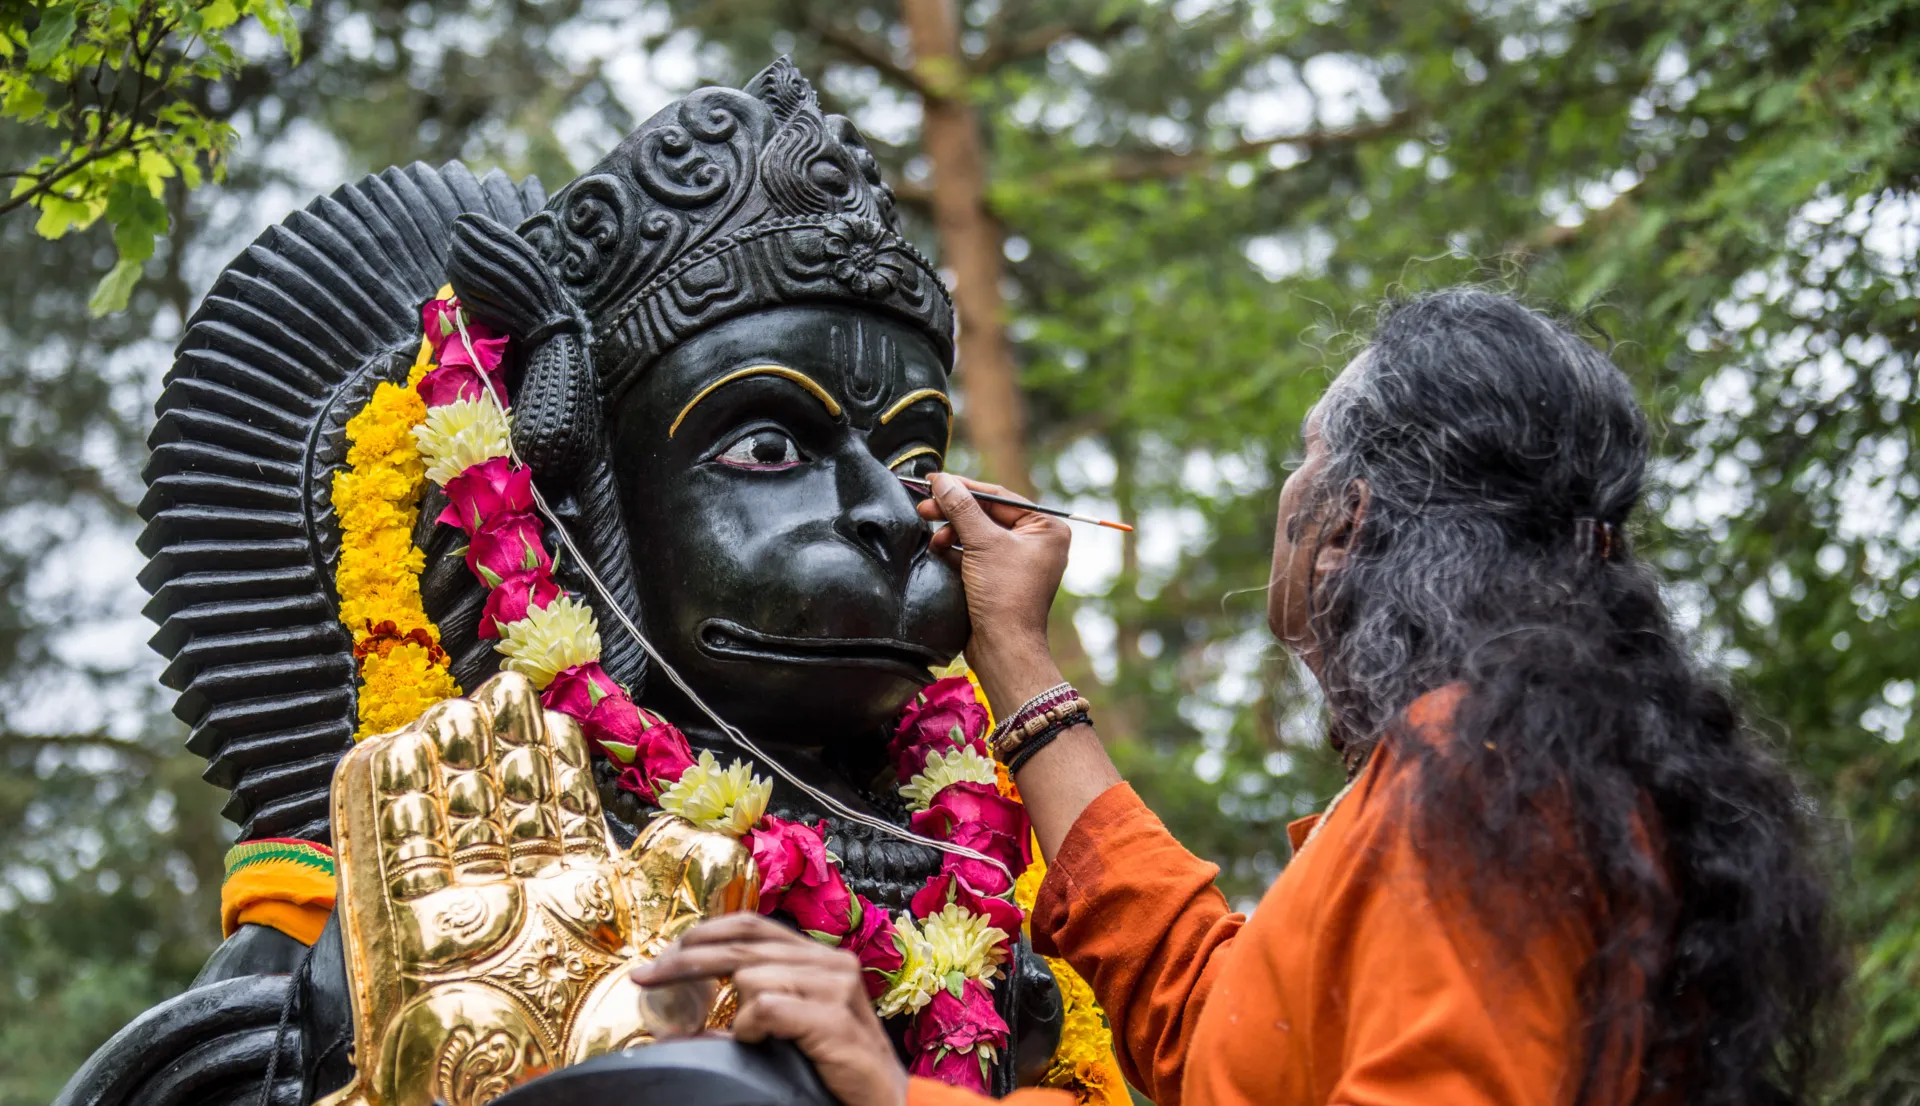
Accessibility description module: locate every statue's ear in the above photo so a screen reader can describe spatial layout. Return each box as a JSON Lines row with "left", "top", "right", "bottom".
{"left": 447, "top": 213, "right": 598, "bottom": 481}
{"left": 442, "top": 213, "right": 649, "bottom": 694}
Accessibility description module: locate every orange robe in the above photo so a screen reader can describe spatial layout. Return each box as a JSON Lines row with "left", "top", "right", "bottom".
{"left": 911, "top": 688, "right": 1615, "bottom": 1106}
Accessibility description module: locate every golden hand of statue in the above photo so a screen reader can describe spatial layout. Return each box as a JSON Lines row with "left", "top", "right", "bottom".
{"left": 318, "top": 671, "right": 759, "bottom": 1106}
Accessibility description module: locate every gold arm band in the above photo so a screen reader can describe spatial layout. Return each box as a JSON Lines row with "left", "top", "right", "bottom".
{"left": 669, "top": 365, "right": 844, "bottom": 438}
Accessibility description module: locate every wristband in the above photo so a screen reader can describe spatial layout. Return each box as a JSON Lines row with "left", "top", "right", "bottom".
{"left": 1006, "top": 710, "right": 1092, "bottom": 773}
{"left": 988, "top": 684, "right": 1071, "bottom": 746}
{"left": 990, "top": 690, "right": 1091, "bottom": 764}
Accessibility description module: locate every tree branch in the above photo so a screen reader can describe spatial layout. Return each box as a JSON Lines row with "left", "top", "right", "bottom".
{"left": 804, "top": 16, "right": 938, "bottom": 102}
{"left": 970, "top": 17, "right": 1139, "bottom": 73}
{"left": 1508, "top": 190, "right": 1636, "bottom": 254}
{"left": 1027, "top": 110, "right": 1420, "bottom": 192}
{"left": 0, "top": 731, "right": 160, "bottom": 762}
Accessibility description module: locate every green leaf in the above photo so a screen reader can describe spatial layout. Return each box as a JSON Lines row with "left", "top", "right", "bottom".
{"left": 943, "top": 971, "right": 964, "bottom": 998}
{"left": 586, "top": 676, "right": 606, "bottom": 706}
{"left": 87, "top": 258, "right": 143, "bottom": 317}
{"left": 2, "top": 79, "right": 47, "bottom": 119}
{"left": 477, "top": 564, "right": 503, "bottom": 588}
{"left": 27, "top": 5, "right": 77, "bottom": 70}
{"left": 201, "top": 0, "right": 240, "bottom": 31}
{"left": 802, "top": 928, "right": 840, "bottom": 944}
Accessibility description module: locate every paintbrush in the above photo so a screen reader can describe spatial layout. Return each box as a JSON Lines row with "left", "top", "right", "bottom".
{"left": 896, "top": 474, "right": 1134, "bottom": 532}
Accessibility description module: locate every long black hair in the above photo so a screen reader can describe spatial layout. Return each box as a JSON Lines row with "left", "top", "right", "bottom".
{"left": 1303, "top": 289, "right": 1840, "bottom": 1105}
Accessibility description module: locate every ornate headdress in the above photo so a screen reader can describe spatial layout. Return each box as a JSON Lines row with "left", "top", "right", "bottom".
{"left": 523, "top": 57, "right": 952, "bottom": 400}
{"left": 447, "top": 57, "right": 951, "bottom": 412}
{"left": 138, "top": 59, "right": 943, "bottom": 845}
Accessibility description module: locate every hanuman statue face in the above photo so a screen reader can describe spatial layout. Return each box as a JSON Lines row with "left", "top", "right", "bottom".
{"left": 610, "top": 305, "right": 966, "bottom": 745}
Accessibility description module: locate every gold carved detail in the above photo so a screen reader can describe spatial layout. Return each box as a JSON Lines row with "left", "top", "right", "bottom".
{"left": 435, "top": 1027, "right": 525, "bottom": 1106}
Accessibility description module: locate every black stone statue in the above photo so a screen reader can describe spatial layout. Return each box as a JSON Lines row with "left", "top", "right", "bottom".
{"left": 54, "top": 58, "right": 1062, "bottom": 1106}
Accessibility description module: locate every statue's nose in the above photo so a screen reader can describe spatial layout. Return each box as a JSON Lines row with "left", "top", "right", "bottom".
{"left": 836, "top": 466, "right": 931, "bottom": 573}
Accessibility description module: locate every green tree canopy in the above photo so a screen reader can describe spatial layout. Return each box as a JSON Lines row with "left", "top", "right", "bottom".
{"left": 3, "top": 1, "right": 1918, "bottom": 1101}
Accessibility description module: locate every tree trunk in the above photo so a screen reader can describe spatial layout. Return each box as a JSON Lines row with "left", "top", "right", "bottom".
{"left": 900, "top": 0, "right": 1033, "bottom": 496}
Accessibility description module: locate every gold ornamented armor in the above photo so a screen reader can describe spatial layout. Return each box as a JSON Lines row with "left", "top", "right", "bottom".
{"left": 319, "top": 672, "right": 759, "bottom": 1106}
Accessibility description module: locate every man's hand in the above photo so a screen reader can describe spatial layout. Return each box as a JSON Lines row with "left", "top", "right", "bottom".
{"left": 632, "top": 914, "right": 908, "bottom": 1106}
{"left": 917, "top": 473, "right": 1072, "bottom": 713}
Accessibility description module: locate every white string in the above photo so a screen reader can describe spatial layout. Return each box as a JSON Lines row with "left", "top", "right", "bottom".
{"left": 448, "top": 310, "right": 1014, "bottom": 888}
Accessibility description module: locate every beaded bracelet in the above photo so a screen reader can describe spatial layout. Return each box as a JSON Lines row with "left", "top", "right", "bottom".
{"left": 987, "top": 683, "right": 1071, "bottom": 757}
{"left": 1006, "top": 709, "right": 1092, "bottom": 773}
{"left": 988, "top": 683, "right": 1072, "bottom": 746}
{"left": 989, "top": 692, "right": 1091, "bottom": 764}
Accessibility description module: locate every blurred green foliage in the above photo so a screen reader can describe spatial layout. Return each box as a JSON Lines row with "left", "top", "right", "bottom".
{"left": 2, "top": 0, "right": 306, "bottom": 313}
{"left": 2, "top": 0, "right": 1917, "bottom": 1102}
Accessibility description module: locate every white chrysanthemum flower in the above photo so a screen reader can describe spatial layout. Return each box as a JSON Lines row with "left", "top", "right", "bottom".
{"left": 875, "top": 913, "right": 940, "bottom": 1018}
{"left": 496, "top": 595, "right": 601, "bottom": 688}
{"left": 899, "top": 746, "right": 997, "bottom": 811}
{"left": 413, "top": 393, "right": 511, "bottom": 485}
{"left": 657, "top": 751, "right": 772, "bottom": 838}
{"left": 921, "top": 902, "right": 1009, "bottom": 982}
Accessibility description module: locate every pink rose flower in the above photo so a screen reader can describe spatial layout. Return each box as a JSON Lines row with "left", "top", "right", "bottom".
{"left": 416, "top": 358, "right": 508, "bottom": 408}
{"left": 781, "top": 862, "right": 857, "bottom": 939}
{"left": 748, "top": 816, "right": 834, "bottom": 914}
{"left": 478, "top": 569, "right": 560, "bottom": 639}
{"left": 540, "top": 664, "right": 694, "bottom": 799}
{"left": 438, "top": 326, "right": 508, "bottom": 374}
{"left": 907, "top": 979, "right": 1006, "bottom": 1088}
{"left": 910, "top": 873, "right": 1022, "bottom": 943}
{"left": 909, "top": 781, "right": 1031, "bottom": 879}
{"left": 950, "top": 817, "right": 1038, "bottom": 889}
{"left": 464, "top": 510, "right": 551, "bottom": 584}
{"left": 908, "top": 1045, "right": 990, "bottom": 1091}
{"left": 909, "top": 977, "right": 1009, "bottom": 1054}
{"left": 421, "top": 298, "right": 461, "bottom": 357}
{"left": 541, "top": 661, "right": 610, "bottom": 720}
{"left": 842, "top": 895, "right": 904, "bottom": 999}
{"left": 436, "top": 457, "right": 536, "bottom": 535}
{"left": 887, "top": 677, "right": 989, "bottom": 780}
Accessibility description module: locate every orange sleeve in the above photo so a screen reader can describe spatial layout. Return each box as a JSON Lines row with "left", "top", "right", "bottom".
{"left": 1320, "top": 786, "right": 1591, "bottom": 1105}
{"left": 1028, "top": 783, "right": 1241, "bottom": 1106}
{"left": 905, "top": 1080, "right": 1072, "bottom": 1106}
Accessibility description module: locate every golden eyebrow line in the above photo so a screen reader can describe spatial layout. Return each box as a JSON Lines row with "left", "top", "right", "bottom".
{"left": 669, "top": 365, "right": 844, "bottom": 438}
{"left": 878, "top": 388, "right": 952, "bottom": 425}
{"left": 886, "top": 445, "right": 943, "bottom": 471}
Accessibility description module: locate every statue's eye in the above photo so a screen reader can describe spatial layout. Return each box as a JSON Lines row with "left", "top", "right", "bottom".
{"left": 887, "top": 446, "right": 943, "bottom": 480}
{"left": 715, "top": 428, "right": 802, "bottom": 471}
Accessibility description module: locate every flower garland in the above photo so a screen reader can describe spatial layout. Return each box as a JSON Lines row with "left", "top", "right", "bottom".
{"left": 405, "top": 296, "right": 1032, "bottom": 1090}
{"left": 1014, "top": 854, "right": 1131, "bottom": 1105}
{"left": 330, "top": 327, "right": 461, "bottom": 737}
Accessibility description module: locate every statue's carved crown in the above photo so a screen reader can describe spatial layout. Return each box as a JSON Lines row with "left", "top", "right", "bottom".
{"left": 520, "top": 58, "right": 954, "bottom": 400}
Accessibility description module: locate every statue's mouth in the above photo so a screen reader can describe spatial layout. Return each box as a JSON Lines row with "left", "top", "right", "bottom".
{"left": 696, "top": 619, "right": 943, "bottom": 683}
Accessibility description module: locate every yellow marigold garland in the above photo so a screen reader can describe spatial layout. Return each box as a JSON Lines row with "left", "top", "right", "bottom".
{"left": 1016, "top": 854, "right": 1132, "bottom": 1105}
{"left": 942, "top": 659, "right": 1130, "bottom": 1105}
{"left": 331, "top": 330, "right": 461, "bottom": 738}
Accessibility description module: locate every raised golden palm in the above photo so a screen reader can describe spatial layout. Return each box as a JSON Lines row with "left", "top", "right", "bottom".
{"left": 318, "top": 672, "right": 758, "bottom": 1106}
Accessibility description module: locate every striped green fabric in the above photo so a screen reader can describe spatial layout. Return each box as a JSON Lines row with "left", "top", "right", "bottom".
{"left": 223, "top": 837, "right": 336, "bottom": 880}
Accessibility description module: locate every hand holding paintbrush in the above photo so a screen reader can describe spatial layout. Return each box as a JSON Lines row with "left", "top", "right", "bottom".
{"left": 896, "top": 474, "right": 1132, "bottom": 532}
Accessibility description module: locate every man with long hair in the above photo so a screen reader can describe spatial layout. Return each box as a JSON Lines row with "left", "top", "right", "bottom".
{"left": 637, "top": 289, "right": 1842, "bottom": 1106}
